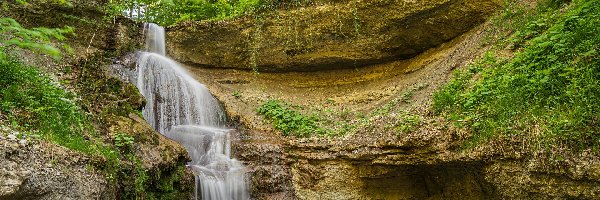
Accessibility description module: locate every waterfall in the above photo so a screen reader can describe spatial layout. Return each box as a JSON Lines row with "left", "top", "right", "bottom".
{"left": 144, "top": 23, "right": 166, "bottom": 56}
{"left": 135, "top": 23, "right": 250, "bottom": 200}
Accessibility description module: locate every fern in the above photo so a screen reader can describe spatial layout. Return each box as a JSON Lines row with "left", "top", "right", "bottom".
{"left": 0, "top": 17, "right": 74, "bottom": 59}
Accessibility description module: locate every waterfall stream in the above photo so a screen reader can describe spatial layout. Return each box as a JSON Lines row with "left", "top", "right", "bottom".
{"left": 135, "top": 23, "right": 250, "bottom": 200}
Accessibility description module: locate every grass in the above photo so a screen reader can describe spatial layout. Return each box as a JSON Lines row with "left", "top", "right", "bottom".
{"left": 0, "top": 55, "right": 95, "bottom": 152}
{"left": 433, "top": 0, "right": 600, "bottom": 151}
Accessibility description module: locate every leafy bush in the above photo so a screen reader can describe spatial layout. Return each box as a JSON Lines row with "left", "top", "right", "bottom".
{"left": 434, "top": 0, "right": 600, "bottom": 150}
{"left": 257, "top": 99, "right": 327, "bottom": 137}
{"left": 107, "top": 0, "right": 263, "bottom": 26}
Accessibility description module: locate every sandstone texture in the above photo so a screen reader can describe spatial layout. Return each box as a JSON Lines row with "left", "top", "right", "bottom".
{"left": 187, "top": 13, "right": 600, "bottom": 200}
{"left": 167, "top": 0, "right": 501, "bottom": 72}
{"left": 0, "top": 138, "right": 109, "bottom": 200}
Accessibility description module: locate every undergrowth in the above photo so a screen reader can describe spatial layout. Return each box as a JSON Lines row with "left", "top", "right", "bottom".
{"left": 1, "top": 12, "right": 174, "bottom": 199}
{"left": 106, "top": 0, "right": 319, "bottom": 26}
{"left": 0, "top": 53, "right": 128, "bottom": 190}
{"left": 257, "top": 99, "right": 327, "bottom": 137}
{"left": 434, "top": 0, "right": 600, "bottom": 151}
{"left": 0, "top": 16, "right": 108, "bottom": 155}
{"left": 0, "top": 56, "right": 104, "bottom": 153}
{"left": 258, "top": 84, "right": 428, "bottom": 137}
{"left": 106, "top": 0, "right": 261, "bottom": 26}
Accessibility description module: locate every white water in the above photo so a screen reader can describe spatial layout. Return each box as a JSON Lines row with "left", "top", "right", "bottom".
{"left": 136, "top": 23, "right": 250, "bottom": 200}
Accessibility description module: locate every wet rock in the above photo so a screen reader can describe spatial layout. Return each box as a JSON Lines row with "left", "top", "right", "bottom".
{"left": 233, "top": 130, "right": 296, "bottom": 199}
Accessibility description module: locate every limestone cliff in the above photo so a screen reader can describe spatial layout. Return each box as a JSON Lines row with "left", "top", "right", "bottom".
{"left": 175, "top": 1, "right": 600, "bottom": 199}
{"left": 166, "top": 0, "right": 501, "bottom": 72}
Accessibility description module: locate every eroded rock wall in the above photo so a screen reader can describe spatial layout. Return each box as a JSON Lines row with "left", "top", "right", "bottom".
{"left": 194, "top": 11, "right": 600, "bottom": 199}
{"left": 0, "top": 139, "right": 109, "bottom": 200}
{"left": 290, "top": 161, "right": 494, "bottom": 200}
{"left": 167, "top": 0, "right": 501, "bottom": 72}
{"left": 283, "top": 139, "right": 600, "bottom": 200}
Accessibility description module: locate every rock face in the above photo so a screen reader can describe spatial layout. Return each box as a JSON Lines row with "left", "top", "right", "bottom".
{"left": 187, "top": 7, "right": 600, "bottom": 198}
{"left": 1, "top": 1, "right": 194, "bottom": 199}
{"left": 0, "top": 139, "right": 109, "bottom": 200}
{"left": 167, "top": 0, "right": 501, "bottom": 72}
{"left": 233, "top": 130, "right": 296, "bottom": 200}
{"left": 282, "top": 138, "right": 600, "bottom": 200}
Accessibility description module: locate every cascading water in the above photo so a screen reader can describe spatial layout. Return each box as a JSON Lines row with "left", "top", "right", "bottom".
{"left": 135, "top": 23, "right": 250, "bottom": 200}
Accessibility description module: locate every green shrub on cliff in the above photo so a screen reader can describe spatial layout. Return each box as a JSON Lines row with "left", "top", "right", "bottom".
{"left": 434, "top": 0, "right": 600, "bottom": 150}
{"left": 107, "top": 0, "right": 262, "bottom": 26}
{"left": 107, "top": 0, "right": 317, "bottom": 25}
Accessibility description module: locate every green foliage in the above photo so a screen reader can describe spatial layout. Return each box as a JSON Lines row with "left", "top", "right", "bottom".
{"left": 133, "top": 156, "right": 149, "bottom": 198}
{"left": 114, "top": 132, "right": 135, "bottom": 148}
{"left": 154, "top": 165, "right": 190, "bottom": 200}
{"left": 0, "top": 17, "right": 74, "bottom": 59}
{"left": 0, "top": 56, "right": 97, "bottom": 152}
{"left": 434, "top": 0, "right": 600, "bottom": 150}
{"left": 106, "top": 0, "right": 262, "bottom": 26}
{"left": 394, "top": 113, "right": 422, "bottom": 135}
{"left": 232, "top": 90, "right": 241, "bottom": 99}
{"left": 0, "top": 55, "right": 123, "bottom": 178}
{"left": 257, "top": 99, "right": 327, "bottom": 137}
{"left": 0, "top": 17, "right": 83, "bottom": 149}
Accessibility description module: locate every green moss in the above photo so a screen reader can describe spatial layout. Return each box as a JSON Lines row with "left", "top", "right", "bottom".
{"left": 154, "top": 165, "right": 191, "bottom": 200}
